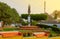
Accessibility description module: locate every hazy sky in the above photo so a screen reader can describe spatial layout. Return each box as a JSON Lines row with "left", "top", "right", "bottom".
{"left": 0, "top": 0, "right": 60, "bottom": 15}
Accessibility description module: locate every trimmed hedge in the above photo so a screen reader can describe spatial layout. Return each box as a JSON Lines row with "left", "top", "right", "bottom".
{"left": 36, "top": 24, "right": 60, "bottom": 37}
{"left": 3, "top": 28, "right": 17, "bottom": 31}
{"left": 36, "top": 24, "right": 60, "bottom": 33}
{"left": 21, "top": 14, "right": 48, "bottom": 21}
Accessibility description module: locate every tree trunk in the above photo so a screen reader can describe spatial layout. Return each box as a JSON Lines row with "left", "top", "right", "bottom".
{"left": 2, "top": 21, "right": 5, "bottom": 27}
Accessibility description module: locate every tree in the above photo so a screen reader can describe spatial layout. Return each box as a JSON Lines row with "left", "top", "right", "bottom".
{"left": 0, "top": 2, "right": 20, "bottom": 27}
{"left": 52, "top": 10, "right": 60, "bottom": 19}
{"left": 11, "top": 8, "right": 20, "bottom": 23}
{"left": 52, "top": 10, "right": 58, "bottom": 19}
{"left": 21, "top": 14, "right": 48, "bottom": 21}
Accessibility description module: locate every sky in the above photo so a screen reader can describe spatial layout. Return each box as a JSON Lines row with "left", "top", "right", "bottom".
{"left": 0, "top": 0, "right": 60, "bottom": 15}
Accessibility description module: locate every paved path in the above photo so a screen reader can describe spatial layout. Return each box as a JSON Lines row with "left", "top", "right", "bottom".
{"left": 49, "top": 36, "right": 60, "bottom": 39}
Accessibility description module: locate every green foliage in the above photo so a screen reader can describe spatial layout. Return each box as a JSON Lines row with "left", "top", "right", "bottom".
{"left": 0, "top": 2, "right": 20, "bottom": 26}
{"left": 19, "top": 30, "right": 32, "bottom": 37}
{"left": 53, "top": 24, "right": 57, "bottom": 27}
{"left": 23, "top": 33, "right": 32, "bottom": 37}
{"left": 21, "top": 14, "right": 48, "bottom": 21}
{"left": 21, "top": 21, "right": 28, "bottom": 26}
{"left": 36, "top": 24, "right": 51, "bottom": 28}
{"left": 3, "top": 28, "right": 17, "bottom": 31}
{"left": 51, "top": 27, "right": 60, "bottom": 34}
{"left": 10, "top": 8, "right": 20, "bottom": 23}
{"left": 19, "top": 30, "right": 32, "bottom": 33}
{"left": 49, "top": 30, "right": 57, "bottom": 37}
{"left": 37, "top": 24, "right": 60, "bottom": 34}
{"left": 52, "top": 10, "right": 60, "bottom": 19}
{"left": 37, "top": 24, "right": 60, "bottom": 37}
{"left": 21, "top": 19, "right": 38, "bottom": 26}
{"left": 53, "top": 10, "right": 58, "bottom": 19}
{"left": 31, "top": 21, "right": 37, "bottom": 25}
{"left": 21, "top": 14, "right": 28, "bottom": 19}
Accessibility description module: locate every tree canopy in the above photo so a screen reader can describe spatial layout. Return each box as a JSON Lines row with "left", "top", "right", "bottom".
{"left": 52, "top": 10, "right": 60, "bottom": 19}
{"left": 0, "top": 2, "right": 20, "bottom": 26}
{"left": 21, "top": 14, "right": 48, "bottom": 21}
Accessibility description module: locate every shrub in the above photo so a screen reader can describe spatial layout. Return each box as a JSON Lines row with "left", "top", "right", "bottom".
{"left": 37, "top": 24, "right": 60, "bottom": 37}
{"left": 53, "top": 24, "right": 57, "bottom": 27}
{"left": 36, "top": 24, "right": 51, "bottom": 28}
{"left": 31, "top": 21, "right": 37, "bottom": 25}
{"left": 21, "top": 21, "right": 28, "bottom": 26}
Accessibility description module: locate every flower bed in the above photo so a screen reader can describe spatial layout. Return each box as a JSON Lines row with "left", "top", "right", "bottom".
{"left": 0, "top": 31, "right": 22, "bottom": 38}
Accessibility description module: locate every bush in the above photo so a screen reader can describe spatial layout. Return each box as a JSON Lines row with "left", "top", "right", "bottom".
{"left": 53, "top": 24, "right": 57, "bottom": 27}
{"left": 51, "top": 27, "right": 60, "bottom": 34}
{"left": 21, "top": 21, "right": 28, "bottom": 26}
{"left": 49, "top": 30, "right": 57, "bottom": 37}
{"left": 31, "top": 21, "right": 37, "bottom": 25}
{"left": 36, "top": 24, "right": 60, "bottom": 33}
{"left": 37, "top": 24, "right": 60, "bottom": 36}
{"left": 36, "top": 24, "right": 51, "bottom": 28}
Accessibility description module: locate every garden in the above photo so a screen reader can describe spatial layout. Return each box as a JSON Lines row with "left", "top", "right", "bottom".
{"left": 0, "top": 1, "right": 60, "bottom": 39}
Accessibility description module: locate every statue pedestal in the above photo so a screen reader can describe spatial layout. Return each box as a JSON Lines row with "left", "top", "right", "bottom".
{"left": 19, "top": 26, "right": 42, "bottom": 32}
{"left": 19, "top": 26, "right": 50, "bottom": 37}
